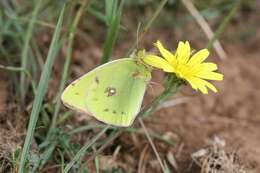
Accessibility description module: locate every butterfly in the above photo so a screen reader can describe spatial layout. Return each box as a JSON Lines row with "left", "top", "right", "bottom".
{"left": 61, "top": 58, "right": 151, "bottom": 127}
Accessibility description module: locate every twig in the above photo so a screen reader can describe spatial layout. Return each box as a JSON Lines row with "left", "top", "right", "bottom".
{"left": 138, "top": 145, "right": 149, "bottom": 173}
{"left": 181, "top": 0, "right": 227, "bottom": 60}
{"left": 139, "top": 118, "right": 166, "bottom": 173}
{"left": 157, "top": 96, "right": 190, "bottom": 110}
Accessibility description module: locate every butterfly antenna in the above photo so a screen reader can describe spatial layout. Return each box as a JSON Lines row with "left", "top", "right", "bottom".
{"left": 136, "top": 22, "right": 142, "bottom": 50}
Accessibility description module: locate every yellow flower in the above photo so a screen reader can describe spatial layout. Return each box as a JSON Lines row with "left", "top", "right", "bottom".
{"left": 143, "top": 40, "right": 224, "bottom": 94}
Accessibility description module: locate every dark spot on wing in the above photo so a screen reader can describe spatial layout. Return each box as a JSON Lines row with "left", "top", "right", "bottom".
{"left": 71, "top": 83, "right": 76, "bottom": 86}
{"left": 121, "top": 111, "right": 125, "bottom": 115}
{"left": 131, "top": 71, "right": 140, "bottom": 77}
{"left": 113, "top": 110, "right": 117, "bottom": 114}
{"left": 104, "top": 108, "right": 109, "bottom": 112}
{"left": 95, "top": 76, "right": 99, "bottom": 84}
{"left": 104, "top": 87, "right": 116, "bottom": 97}
{"left": 75, "top": 92, "right": 79, "bottom": 95}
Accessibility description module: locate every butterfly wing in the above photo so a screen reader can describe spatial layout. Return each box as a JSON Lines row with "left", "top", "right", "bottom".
{"left": 61, "top": 58, "right": 151, "bottom": 127}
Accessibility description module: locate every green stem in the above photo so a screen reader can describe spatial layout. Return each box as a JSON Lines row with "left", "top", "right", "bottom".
{"left": 207, "top": 0, "right": 241, "bottom": 50}
{"left": 63, "top": 126, "right": 110, "bottom": 173}
{"left": 141, "top": 75, "right": 182, "bottom": 118}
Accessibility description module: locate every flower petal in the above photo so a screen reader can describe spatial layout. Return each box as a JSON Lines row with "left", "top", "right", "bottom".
{"left": 200, "top": 62, "right": 218, "bottom": 72}
{"left": 188, "top": 77, "right": 209, "bottom": 94}
{"left": 196, "top": 71, "right": 224, "bottom": 81}
{"left": 203, "top": 80, "right": 218, "bottom": 93}
{"left": 186, "top": 78, "right": 198, "bottom": 90}
{"left": 176, "top": 41, "right": 191, "bottom": 64}
{"left": 175, "top": 41, "right": 185, "bottom": 57}
{"left": 143, "top": 55, "right": 175, "bottom": 72}
{"left": 193, "top": 77, "right": 218, "bottom": 93}
{"left": 188, "top": 49, "right": 209, "bottom": 66}
{"left": 154, "top": 40, "right": 175, "bottom": 64}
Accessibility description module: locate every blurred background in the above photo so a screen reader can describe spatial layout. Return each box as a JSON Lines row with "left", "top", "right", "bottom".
{"left": 0, "top": 0, "right": 259, "bottom": 172}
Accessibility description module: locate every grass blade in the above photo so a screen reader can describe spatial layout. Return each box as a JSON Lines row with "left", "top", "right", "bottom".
{"left": 18, "top": 5, "right": 66, "bottom": 173}
{"left": 207, "top": 0, "right": 241, "bottom": 50}
{"left": 100, "top": 0, "right": 124, "bottom": 64}
{"left": 63, "top": 126, "right": 110, "bottom": 173}
{"left": 47, "top": 0, "right": 89, "bottom": 140}
{"left": 20, "top": 0, "right": 43, "bottom": 104}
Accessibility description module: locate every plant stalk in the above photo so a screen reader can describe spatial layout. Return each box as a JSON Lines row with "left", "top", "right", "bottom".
{"left": 141, "top": 75, "right": 182, "bottom": 118}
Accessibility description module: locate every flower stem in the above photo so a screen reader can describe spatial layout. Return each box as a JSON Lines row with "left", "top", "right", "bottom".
{"left": 141, "top": 75, "right": 182, "bottom": 118}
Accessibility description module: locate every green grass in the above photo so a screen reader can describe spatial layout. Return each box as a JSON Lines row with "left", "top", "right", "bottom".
{"left": 19, "top": 0, "right": 43, "bottom": 104}
{"left": 100, "top": 0, "right": 125, "bottom": 64}
{"left": 18, "top": 4, "right": 66, "bottom": 173}
{"left": 63, "top": 126, "right": 110, "bottom": 173}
